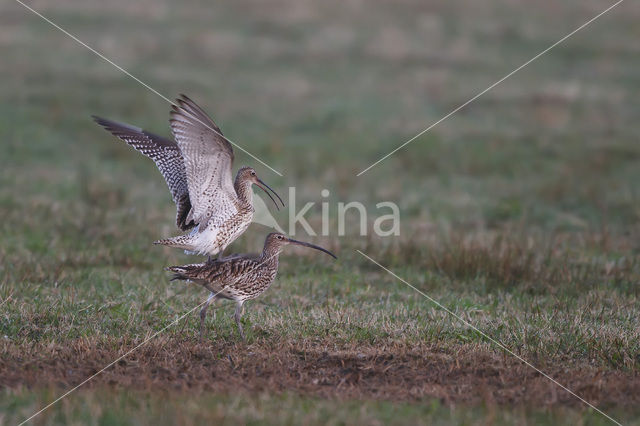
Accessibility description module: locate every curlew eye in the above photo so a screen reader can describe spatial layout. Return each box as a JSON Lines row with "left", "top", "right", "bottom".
{"left": 250, "top": 171, "right": 256, "bottom": 176}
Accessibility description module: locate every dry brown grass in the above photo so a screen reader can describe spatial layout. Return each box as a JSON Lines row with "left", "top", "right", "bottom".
{"left": 2, "top": 336, "right": 639, "bottom": 409}
{"left": 364, "top": 229, "right": 639, "bottom": 293}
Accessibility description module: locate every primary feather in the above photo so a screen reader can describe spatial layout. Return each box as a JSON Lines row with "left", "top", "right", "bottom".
{"left": 92, "top": 116, "right": 194, "bottom": 231}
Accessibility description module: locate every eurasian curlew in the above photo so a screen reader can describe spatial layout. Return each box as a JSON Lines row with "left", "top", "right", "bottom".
{"left": 168, "top": 232, "right": 336, "bottom": 340}
{"left": 93, "top": 94, "right": 284, "bottom": 257}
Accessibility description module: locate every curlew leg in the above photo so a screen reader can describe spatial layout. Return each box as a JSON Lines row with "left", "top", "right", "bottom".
{"left": 199, "top": 293, "right": 217, "bottom": 342}
{"left": 216, "top": 248, "right": 227, "bottom": 261}
{"left": 234, "top": 301, "right": 246, "bottom": 341}
{"left": 207, "top": 248, "right": 225, "bottom": 263}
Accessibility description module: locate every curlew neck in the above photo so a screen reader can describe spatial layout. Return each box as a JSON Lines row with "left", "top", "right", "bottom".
{"left": 259, "top": 240, "right": 283, "bottom": 265}
{"left": 234, "top": 173, "right": 254, "bottom": 206}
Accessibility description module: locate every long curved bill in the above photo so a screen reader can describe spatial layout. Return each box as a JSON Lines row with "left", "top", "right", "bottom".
{"left": 256, "top": 178, "right": 285, "bottom": 210}
{"left": 288, "top": 238, "right": 337, "bottom": 259}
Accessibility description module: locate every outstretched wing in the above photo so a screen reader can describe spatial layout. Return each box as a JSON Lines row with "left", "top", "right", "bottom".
{"left": 93, "top": 116, "right": 194, "bottom": 230}
{"left": 169, "top": 94, "right": 238, "bottom": 230}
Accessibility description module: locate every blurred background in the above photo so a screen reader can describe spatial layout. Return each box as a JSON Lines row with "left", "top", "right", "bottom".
{"left": 1, "top": 0, "right": 639, "bottom": 423}
{"left": 2, "top": 0, "right": 639, "bottom": 255}
{"left": 2, "top": 0, "right": 639, "bottom": 249}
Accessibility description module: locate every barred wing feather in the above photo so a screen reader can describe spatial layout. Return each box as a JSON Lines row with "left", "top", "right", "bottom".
{"left": 92, "top": 116, "right": 194, "bottom": 230}
{"left": 169, "top": 94, "right": 238, "bottom": 231}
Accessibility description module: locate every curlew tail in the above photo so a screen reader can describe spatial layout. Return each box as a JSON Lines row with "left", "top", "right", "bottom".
{"left": 153, "top": 226, "right": 226, "bottom": 256}
{"left": 153, "top": 235, "right": 198, "bottom": 252}
{"left": 166, "top": 265, "right": 194, "bottom": 281}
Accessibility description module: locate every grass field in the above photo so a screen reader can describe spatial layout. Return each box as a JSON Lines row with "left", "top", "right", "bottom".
{"left": 1, "top": 0, "right": 639, "bottom": 424}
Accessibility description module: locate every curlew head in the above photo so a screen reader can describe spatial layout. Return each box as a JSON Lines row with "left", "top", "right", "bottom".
{"left": 236, "top": 166, "right": 285, "bottom": 210}
{"left": 264, "top": 232, "right": 337, "bottom": 259}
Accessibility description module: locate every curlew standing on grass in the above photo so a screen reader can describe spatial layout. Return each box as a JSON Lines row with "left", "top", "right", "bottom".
{"left": 168, "top": 232, "right": 337, "bottom": 340}
{"left": 94, "top": 94, "right": 284, "bottom": 256}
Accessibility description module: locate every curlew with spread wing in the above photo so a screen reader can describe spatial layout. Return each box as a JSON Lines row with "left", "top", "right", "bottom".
{"left": 94, "top": 94, "right": 283, "bottom": 256}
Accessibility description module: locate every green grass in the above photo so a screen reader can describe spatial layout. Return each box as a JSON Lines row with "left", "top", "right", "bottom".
{"left": 5, "top": 389, "right": 636, "bottom": 426}
{"left": 1, "top": 0, "right": 639, "bottom": 424}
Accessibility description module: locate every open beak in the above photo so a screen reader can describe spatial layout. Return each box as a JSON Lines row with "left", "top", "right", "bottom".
{"left": 256, "top": 178, "right": 285, "bottom": 209}
{"left": 288, "top": 238, "right": 337, "bottom": 259}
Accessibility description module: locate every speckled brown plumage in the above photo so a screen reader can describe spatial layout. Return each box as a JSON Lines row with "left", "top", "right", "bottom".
{"left": 168, "top": 232, "right": 337, "bottom": 340}
{"left": 93, "top": 94, "right": 284, "bottom": 256}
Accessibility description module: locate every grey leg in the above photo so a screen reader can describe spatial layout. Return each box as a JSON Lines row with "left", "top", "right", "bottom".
{"left": 199, "top": 293, "right": 216, "bottom": 342}
{"left": 216, "top": 248, "right": 226, "bottom": 261}
{"left": 234, "top": 301, "right": 245, "bottom": 341}
{"left": 207, "top": 247, "right": 225, "bottom": 263}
